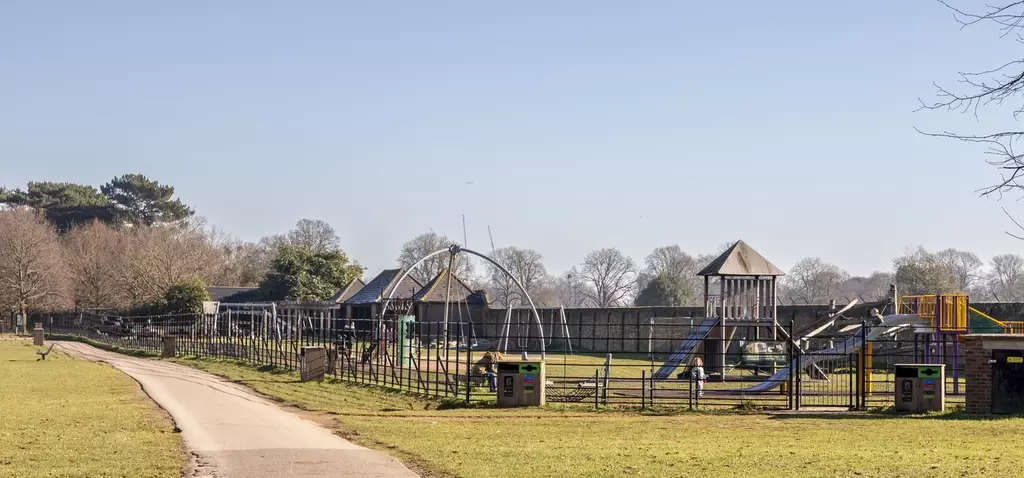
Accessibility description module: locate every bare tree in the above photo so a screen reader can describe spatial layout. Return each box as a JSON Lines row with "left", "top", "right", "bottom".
{"left": 107, "top": 225, "right": 224, "bottom": 309}
{"left": 637, "top": 245, "right": 702, "bottom": 305}
{"left": 782, "top": 257, "right": 850, "bottom": 303}
{"left": 0, "top": 209, "right": 69, "bottom": 329}
{"left": 527, "top": 274, "right": 564, "bottom": 308}
{"left": 645, "top": 245, "right": 696, "bottom": 278}
{"left": 579, "top": 248, "right": 638, "bottom": 307}
{"left": 919, "top": 2, "right": 1024, "bottom": 228}
{"left": 989, "top": 253, "right": 1024, "bottom": 300}
{"left": 557, "top": 267, "right": 591, "bottom": 308}
{"left": 63, "top": 220, "right": 124, "bottom": 310}
{"left": 397, "top": 231, "right": 473, "bottom": 282}
{"left": 893, "top": 247, "right": 959, "bottom": 295}
{"left": 837, "top": 272, "right": 894, "bottom": 302}
{"left": 936, "top": 248, "right": 984, "bottom": 292}
{"left": 487, "top": 247, "right": 547, "bottom": 307}
{"left": 288, "top": 218, "right": 340, "bottom": 253}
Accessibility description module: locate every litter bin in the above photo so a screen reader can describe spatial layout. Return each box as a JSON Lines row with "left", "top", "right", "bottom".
{"left": 894, "top": 364, "right": 945, "bottom": 412}
{"left": 496, "top": 361, "right": 546, "bottom": 407}
{"left": 32, "top": 322, "right": 44, "bottom": 346}
{"left": 397, "top": 315, "right": 417, "bottom": 367}
{"left": 300, "top": 347, "right": 326, "bottom": 382}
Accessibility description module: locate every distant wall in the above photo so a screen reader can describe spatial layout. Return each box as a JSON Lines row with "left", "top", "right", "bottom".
{"left": 478, "top": 305, "right": 840, "bottom": 354}
{"left": 477, "top": 302, "right": 1024, "bottom": 354}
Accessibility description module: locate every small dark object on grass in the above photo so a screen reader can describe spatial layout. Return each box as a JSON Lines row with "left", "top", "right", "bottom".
{"left": 36, "top": 343, "right": 55, "bottom": 360}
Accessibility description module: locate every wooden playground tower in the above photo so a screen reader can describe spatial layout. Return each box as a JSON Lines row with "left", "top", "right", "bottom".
{"left": 697, "top": 240, "right": 785, "bottom": 380}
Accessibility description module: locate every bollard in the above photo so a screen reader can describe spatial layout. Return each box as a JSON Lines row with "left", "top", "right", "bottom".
{"left": 32, "top": 322, "right": 44, "bottom": 346}
{"left": 161, "top": 336, "right": 177, "bottom": 358}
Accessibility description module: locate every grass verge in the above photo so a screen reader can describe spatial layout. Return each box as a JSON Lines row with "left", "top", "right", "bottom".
{"left": 173, "top": 355, "right": 1024, "bottom": 478}
{"left": 0, "top": 339, "right": 183, "bottom": 477}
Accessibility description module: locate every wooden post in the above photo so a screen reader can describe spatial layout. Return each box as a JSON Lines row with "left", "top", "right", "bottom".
{"left": 772, "top": 277, "right": 778, "bottom": 341}
{"left": 719, "top": 276, "right": 726, "bottom": 381}
{"left": 704, "top": 276, "right": 710, "bottom": 317}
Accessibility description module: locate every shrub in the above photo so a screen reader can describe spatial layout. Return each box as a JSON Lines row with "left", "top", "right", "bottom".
{"left": 163, "top": 277, "right": 211, "bottom": 314}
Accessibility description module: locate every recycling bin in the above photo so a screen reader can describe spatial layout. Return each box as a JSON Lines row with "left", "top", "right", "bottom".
{"left": 397, "top": 315, "right": 417, "bottom": 367}
{"left": 496, "top": 360, "right": 546, "bottom": 407}
{"left": 894, "top": 364, "right": 945, "bottom": 412}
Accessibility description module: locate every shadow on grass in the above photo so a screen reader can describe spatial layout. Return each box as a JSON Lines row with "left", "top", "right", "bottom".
{"left": 765, "top": 407, "right": 1024, "bottom": 421}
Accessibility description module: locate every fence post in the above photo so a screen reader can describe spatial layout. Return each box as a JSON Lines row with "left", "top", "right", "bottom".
{"left": 641, "top": 370, "right": 647, "bottom": 410}
{"left": 790, "top": 317, "right": 798, "bottom": 411}
{"left": 859, "top": 318, "right": 868, "bottom": 410}
{"left": 650, "top": 373, "right": 655, "bottom": 408}
{"left": 788, "top": 319, "right": 795, "bottom": 410}
{"left": 602, "top": 353, "right": 611, "bottom": 405}
{"left": 594, "top": 370, "right": 600, "bottom": 410}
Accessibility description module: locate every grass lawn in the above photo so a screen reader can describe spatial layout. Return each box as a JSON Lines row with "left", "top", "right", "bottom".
{"left": 175, "top": 355, "right": 1024, "bottom": 478}
{"left": 0, "top": 339, "right": 183, "bottom": 478}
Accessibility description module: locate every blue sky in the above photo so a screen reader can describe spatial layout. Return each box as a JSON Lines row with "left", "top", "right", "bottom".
{"left": 3, "top": 1, "right": 1023, "bottom": 278}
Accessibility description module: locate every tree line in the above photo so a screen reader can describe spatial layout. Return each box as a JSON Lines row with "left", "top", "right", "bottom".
{"left": 5, "top": 175, "right": 1024, "bottom": 324}
{"left": 0, "top": 175, "right": 363, "bottom": 322}
{"left": 397, "top": 236, "right": 1024, "bottom": 308}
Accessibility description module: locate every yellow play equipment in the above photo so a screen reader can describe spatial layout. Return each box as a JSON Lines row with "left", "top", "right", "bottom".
{"left": 896, "top": 293, "right": 1024, "bottom": 334}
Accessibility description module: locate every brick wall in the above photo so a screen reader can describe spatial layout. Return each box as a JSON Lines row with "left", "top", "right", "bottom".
{"left": 963, "top": 334, "right": 1024, "bottom": 415}
{"left": 963, "top": 335, "right": 992, "bottom": 415}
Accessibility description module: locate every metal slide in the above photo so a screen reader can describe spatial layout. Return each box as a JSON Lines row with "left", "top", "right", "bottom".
{"left": 738, "top": 314, "right": 928, "bottom": 393}
{"left": 653, "top": 318, "right": 720, "bottom": 380}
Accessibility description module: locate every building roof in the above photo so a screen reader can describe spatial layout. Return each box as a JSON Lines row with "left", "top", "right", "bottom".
{"left": 413, "top": 268, "right": 489, "bottom": 305}
{"left": 207, "top": 286, "right": 263, "bottom": 303}
{"left": 344, "top": 268, "right": 422, "bottom": 305}
{"left": 697, "top": 240, "right": 785, "bottom": 277}
{"left": 329, "top": 278, "right": 366, "bottom": 304}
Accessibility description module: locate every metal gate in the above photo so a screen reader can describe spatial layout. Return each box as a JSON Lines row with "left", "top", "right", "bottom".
{"left": 794, "top": 329, "right": 861, "bottom": 409}
{"left": 991, "top": 349, "right": 1024, "bottom": 414}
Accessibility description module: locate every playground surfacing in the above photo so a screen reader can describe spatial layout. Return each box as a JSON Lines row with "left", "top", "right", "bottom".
{"left": 177, "top": 355, "right": 1024, "bottom": 478}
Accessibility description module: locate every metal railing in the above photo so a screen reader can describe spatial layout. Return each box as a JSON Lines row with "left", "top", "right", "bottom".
{"left": 44, "top": 310, "right": 974, "bottom": 411}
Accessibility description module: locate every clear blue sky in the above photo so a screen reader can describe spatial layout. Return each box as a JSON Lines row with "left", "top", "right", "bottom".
{"left": 2, "top": 1, "right": 1022, "bottom": 278}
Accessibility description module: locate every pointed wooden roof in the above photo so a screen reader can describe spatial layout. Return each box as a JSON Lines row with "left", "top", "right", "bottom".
{"left": 329, "top": 278, "right": 366, "bottom": 304}
{"left": 414, "top": 268, "right": 489, "bottom": 305}
{"left": 697, "top": 240, "right": 784, "bottom": 277}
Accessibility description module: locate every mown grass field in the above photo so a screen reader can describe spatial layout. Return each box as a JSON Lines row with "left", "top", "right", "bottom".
{"left": 0, "top": 339, "right": 183, "bottom": 478}
{"left": 175, "top": 355, "right": 1024, "bottom": 478}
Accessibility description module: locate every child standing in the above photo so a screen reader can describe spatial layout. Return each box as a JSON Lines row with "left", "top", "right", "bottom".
{"left": 692, "top": 357, "right": 707, "bottom": 398}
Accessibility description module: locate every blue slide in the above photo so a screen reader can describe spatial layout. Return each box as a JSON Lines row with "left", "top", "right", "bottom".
{"left": 737, "top": 314, "right": 928, "bottom": 393}
{"left": 653, "top": 318, "right": 719, "bottom": 380}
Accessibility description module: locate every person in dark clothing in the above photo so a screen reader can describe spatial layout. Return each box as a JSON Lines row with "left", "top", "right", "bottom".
{"left": 362, "top": 321, "right": 386, "bottom": 364}
{"left": 335, "top": 323, "right": 356, "bottom": 362}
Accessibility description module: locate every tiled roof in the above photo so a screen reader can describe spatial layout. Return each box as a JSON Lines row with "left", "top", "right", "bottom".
{"left": 414, "top": 268, "right": 489, "bottom": 305}
{"left": 329, "top": 278, "right": 366, "bottom": 304}
{"left": 206, "top": 287, "right": 263, "bottom": 303}
{"left": 344, "top": 268, "right": 422, "bottom": 305}
{"left": 697, "top": 240, "right": 785, "bottom": 277}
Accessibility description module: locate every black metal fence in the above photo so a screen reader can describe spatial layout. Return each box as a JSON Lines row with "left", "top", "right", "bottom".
{"left": 45, "top": 309, "right": 968, "bottom": 411}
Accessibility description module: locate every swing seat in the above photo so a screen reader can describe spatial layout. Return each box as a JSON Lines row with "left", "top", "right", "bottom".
{"left": 546, "top": 384, "right": 597, "bottom": 403}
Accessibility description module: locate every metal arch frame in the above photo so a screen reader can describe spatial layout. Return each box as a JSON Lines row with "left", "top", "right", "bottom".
{"left": 381, "top": 245, "right": 546, "bottom": 357}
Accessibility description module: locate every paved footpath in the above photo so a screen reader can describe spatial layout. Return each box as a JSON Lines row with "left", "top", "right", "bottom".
{"left": 56, "top": 341, "right": 418, "bottom": 478}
